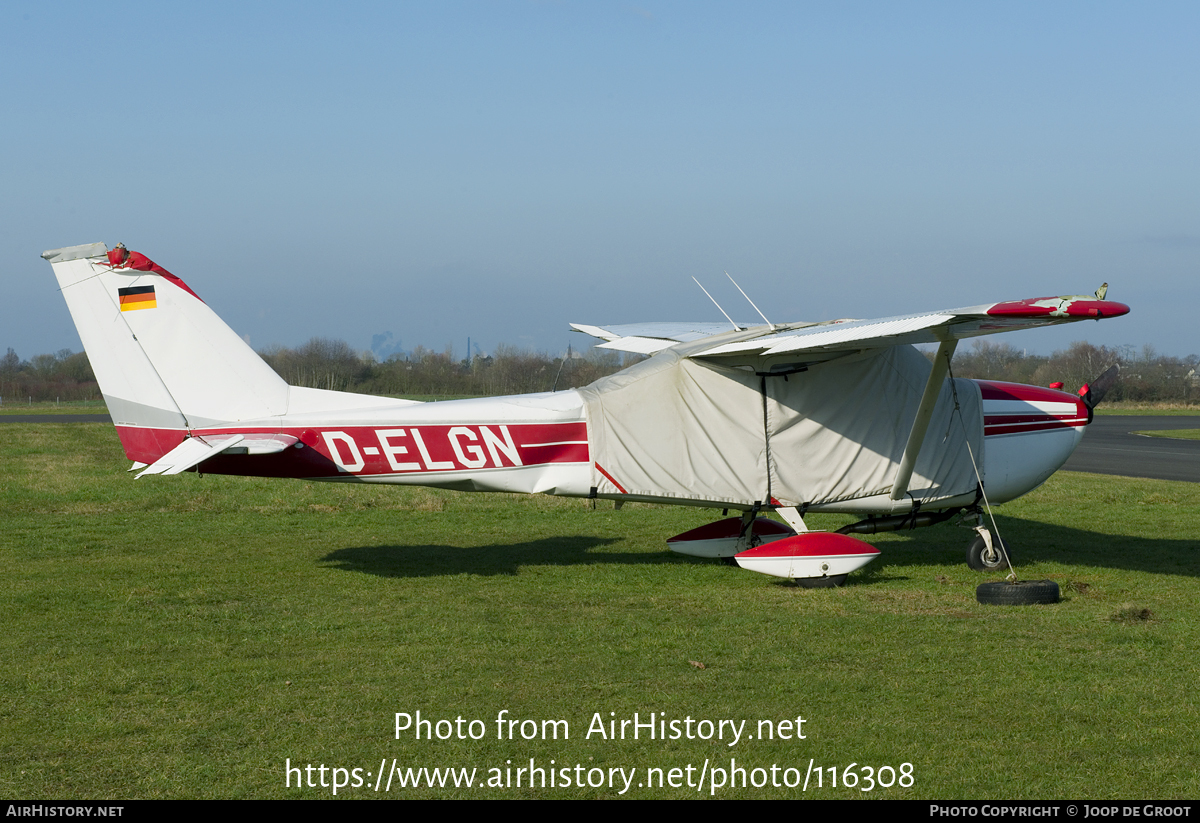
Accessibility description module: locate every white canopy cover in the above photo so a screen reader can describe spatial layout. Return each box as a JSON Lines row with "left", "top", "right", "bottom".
{"left": 579, "top": 337, "right": 982, "bottom": 510}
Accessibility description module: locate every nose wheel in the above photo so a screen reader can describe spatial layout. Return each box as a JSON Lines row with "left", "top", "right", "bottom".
{"left": 966, "top": 532, "right": 1010, "bottom": 572}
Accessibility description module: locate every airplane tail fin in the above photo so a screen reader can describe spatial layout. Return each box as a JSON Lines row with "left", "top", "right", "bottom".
{"left": 42, "top": 243, "right": 290, "bottom": 462}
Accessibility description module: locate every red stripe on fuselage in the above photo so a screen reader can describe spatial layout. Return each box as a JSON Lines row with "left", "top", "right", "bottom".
{"left": 976, "top": 380, "right": 1089, "bottom": 439}
{"left": 984, "top": 414, "right": 1088, "bottom": 436}
{"left": 115, "top": 426, "right": 188, "bottom": 464}
{"left": 115, "top": 422, "right": 589, "bottom": 477}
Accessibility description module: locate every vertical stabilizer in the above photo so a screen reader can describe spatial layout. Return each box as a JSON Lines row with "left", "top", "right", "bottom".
{"left": 43, "top": 243, "right": 290, "bottom": 460}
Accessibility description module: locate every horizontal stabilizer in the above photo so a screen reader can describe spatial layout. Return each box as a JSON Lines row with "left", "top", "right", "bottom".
{"left": 137, "top": 435, "right": 245, "bottom": 477}
{"left": 133, "top": 433, "right": 299, "bottom": 478}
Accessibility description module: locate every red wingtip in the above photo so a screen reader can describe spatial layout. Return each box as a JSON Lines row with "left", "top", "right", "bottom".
{"left": 987, "top": 298, "right": 1130, "bottom": 319}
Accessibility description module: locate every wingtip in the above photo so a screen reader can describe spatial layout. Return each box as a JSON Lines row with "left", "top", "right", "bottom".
{"left": 986, "top": 296, "right": 1130, "bottom": 319}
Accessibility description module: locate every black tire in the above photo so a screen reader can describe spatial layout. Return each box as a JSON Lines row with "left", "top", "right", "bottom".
{"left": 966, "top": 535, "right": 1011, "bottom": 572}
{"left": 976, "top": 579, "right": 1060, "bottom": 606}
{"left": 796, "top": 574, "right": 848, "bottom": 589}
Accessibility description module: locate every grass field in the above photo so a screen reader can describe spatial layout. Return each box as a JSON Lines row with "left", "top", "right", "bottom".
{"left": 1135, "top": 429, "right": 1200, "bottom": 441}
{"left": 0, "top": 402, "right": 108, "bottom": 415}
{"left": 2, "top": 423, "right": 1198, "bottom": 799}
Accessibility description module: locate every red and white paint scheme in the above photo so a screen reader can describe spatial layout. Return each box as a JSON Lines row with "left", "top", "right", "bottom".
{"left": 735, "top": 534, "right": 882, "bottom": 586}
{"left": 43, "top": 242, "right": 1129, "bottom": 585}
{"left": 666, "top": 517, "right": 796, "bottom": 559}
{"left": 977, "top": 381, "right": 1091, "bottom": 504}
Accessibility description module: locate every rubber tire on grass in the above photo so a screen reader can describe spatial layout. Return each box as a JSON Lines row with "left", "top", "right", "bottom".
{"left": 966, "top": 535, "right": 1011, "bottom": 572}
{"left": 976, "top": 579, "right": 1060, "bottom": 606}
{"left": 796, "top": 575, "right": 848, "bottom": 589}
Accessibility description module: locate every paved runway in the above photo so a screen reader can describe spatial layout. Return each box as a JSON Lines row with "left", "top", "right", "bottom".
{"left": 3, "top": 413, "right": 1198, "bottom": 482}
{"left": 1064, "top": 415, "right": 1200, "bottom": 483}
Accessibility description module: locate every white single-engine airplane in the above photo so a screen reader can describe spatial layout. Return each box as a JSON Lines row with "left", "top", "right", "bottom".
{"left": 44, "top": 242, "right": 1128, "bottom": 586}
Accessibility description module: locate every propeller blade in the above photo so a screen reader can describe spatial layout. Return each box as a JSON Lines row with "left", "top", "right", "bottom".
{"left": 1080, "top": 364, "right": 1120, "bottom": 410}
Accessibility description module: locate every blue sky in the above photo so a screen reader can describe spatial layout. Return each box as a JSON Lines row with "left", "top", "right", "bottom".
{"left": 4, "top": 1, "right": 1197, "bottom": 362}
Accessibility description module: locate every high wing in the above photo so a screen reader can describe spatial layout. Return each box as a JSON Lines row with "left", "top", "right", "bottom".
{"left": 573, "top": 294, "right": 1130, "bottom": 363}
{"left": 573, "top": 290, "right": 1129, "bottom": 522}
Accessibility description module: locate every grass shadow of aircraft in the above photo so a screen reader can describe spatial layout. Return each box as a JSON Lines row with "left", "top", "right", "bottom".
{"left": 321, "top": 512, "right": 1197, "bottom": 583}
{"left": 839, "top": 513, "right": 1200, "bottom": 582}
{"left": 319, "top": 535, "right": 691, "bottom": 578}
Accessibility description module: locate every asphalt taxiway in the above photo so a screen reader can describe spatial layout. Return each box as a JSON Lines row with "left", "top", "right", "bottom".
{"left": 1063, "top": 415, "right": 1200, "bottom": 483}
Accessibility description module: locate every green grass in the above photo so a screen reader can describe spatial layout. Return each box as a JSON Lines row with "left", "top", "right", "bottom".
{"left": 1134, "top": 429, "right": 1200, "bottom": 440}
{"left": 0, "top": 401, "right": 108, "bottom": 415}
{"left": 1094, "top": 405, "right": 1200, "bottom": 416}
{"left": 2, "top": 423, "right": 1198, "bottom": 799}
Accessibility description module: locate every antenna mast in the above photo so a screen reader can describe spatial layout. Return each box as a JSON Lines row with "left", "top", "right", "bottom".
{"left": 725, "top": 271, "right": 774, "bottom": 330}
{"left": 692, "top": 277, "right": 742, "bottom": 331}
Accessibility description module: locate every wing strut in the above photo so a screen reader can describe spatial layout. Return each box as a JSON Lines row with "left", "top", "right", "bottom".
{"left": 890, "top": 340, "right": 958, "bottom": 501}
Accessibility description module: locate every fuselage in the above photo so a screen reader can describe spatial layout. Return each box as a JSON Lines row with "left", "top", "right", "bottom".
{"left": 117, "top": 390, "right": 596, "bottom": 497}
{"left": 975, "top": 380, "right": 1089, "bottom": 504}
{"left": 119, "top": 378, "right": 1089, "bottom": 515}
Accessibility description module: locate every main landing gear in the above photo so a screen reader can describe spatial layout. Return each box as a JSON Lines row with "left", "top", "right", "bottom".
{"left": 671, "top": 506, "right": 1021, "bottom": 582}
{"left": 665, "top": 511, "right": 880, "bottom": 584}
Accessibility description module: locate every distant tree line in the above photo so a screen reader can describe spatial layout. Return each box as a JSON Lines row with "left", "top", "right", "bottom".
{"left": 943, "top": 340, "right": 1199, "bottom": 403}
{"left": 0, "top": 340, "right": 640, "bottom": 404}
{"left": 2, "top": 338, "right": 1197, "bottom": 405}
{"left": 256, "top": 338, "right": 638, "bottom": 397}
{"left": 0, "top": 347, "right": 99, "bottom": 404}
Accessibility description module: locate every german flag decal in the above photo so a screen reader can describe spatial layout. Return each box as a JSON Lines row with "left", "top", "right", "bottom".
{"left": 118, "top": 285, "right": 156, "bottom": 312}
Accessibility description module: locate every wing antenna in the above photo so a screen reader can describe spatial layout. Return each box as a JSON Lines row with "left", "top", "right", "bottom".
{"left": 725, "top": 270, "right": 775, "bottom": 330}
{"left": 692, "top": 277, "right": 742, "bottom": 331}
